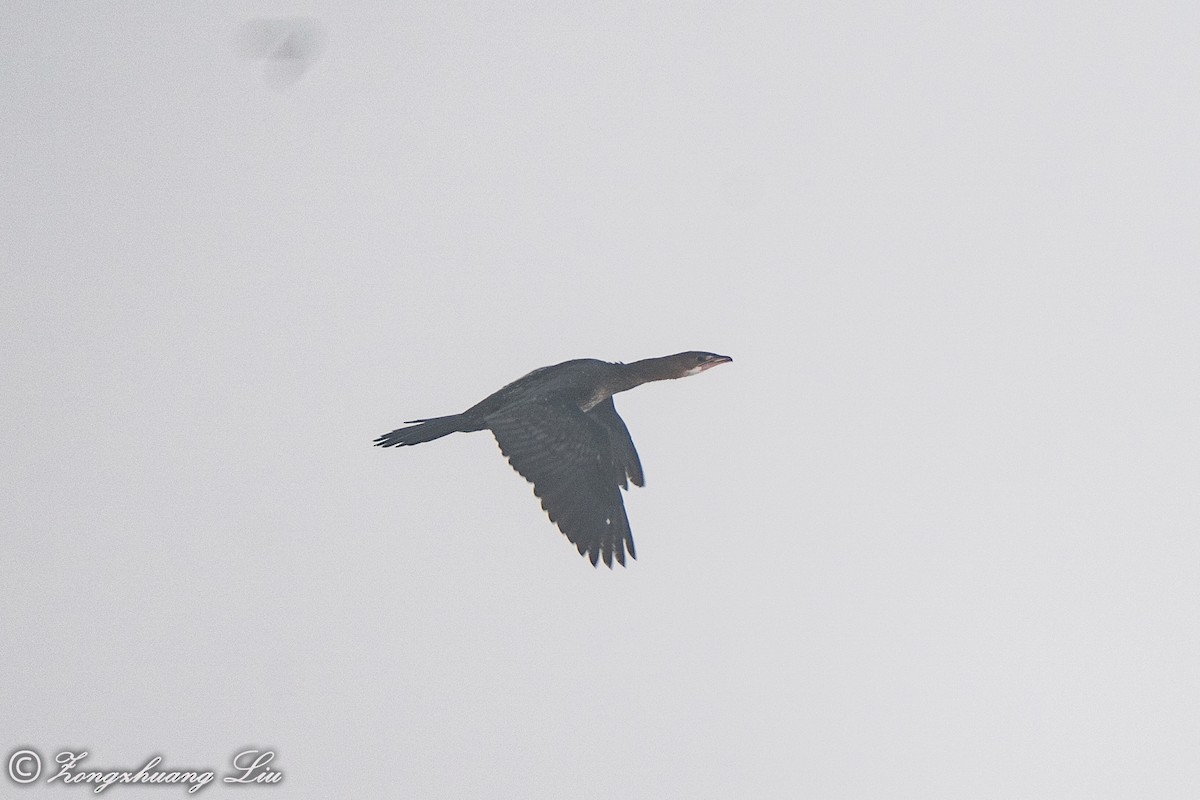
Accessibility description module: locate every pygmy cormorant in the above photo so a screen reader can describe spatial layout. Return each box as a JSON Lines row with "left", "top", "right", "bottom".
{"left": 374, "top": 351, "right": 732, "bottom": 567}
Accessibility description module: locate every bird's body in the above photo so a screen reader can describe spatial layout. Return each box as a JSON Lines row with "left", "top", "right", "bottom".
{"left": 374, "top": 351, "right": 731, "bottom": 567}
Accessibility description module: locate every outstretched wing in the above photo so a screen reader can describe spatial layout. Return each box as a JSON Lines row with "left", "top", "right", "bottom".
{"left": 487, "top": 399, "right": 637, "bottom": 567}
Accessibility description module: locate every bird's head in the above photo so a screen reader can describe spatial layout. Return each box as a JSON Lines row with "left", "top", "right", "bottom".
{"left": 673, "top": 351, "right": 733, "bottom": 377}
{"left": 626, "top": 351, "right": 732, "bottom": 383}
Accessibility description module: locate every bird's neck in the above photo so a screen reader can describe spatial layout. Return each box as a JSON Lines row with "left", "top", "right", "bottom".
{"left": 619, "top": 356, "right": 684, "bottom": 389}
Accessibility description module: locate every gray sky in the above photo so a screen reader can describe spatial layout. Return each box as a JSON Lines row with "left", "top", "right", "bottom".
{"left": 4, "top": 3, "right": 1199, "bottom": 797}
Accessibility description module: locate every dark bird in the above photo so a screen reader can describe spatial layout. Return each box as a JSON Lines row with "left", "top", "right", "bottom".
{"left": 374, "top": 351, "right": 732, "bottom": 567}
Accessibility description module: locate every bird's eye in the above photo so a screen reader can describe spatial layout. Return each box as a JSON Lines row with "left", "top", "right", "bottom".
{"left": 696, "top": 354, "right": 707, "bottom": 363}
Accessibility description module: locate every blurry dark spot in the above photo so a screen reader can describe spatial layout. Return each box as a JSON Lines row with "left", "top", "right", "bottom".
{"left": 238, "top": 17, "right": 326, "bottom": 87}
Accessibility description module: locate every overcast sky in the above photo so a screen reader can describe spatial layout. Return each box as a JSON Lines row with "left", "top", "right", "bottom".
{"left": 4, "top": 3, "right": 1200, "bottom": 798}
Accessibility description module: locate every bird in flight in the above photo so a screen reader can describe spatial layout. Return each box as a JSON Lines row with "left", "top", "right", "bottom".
{"left": 374, "top": 351, "right": 732, "bottom": 567}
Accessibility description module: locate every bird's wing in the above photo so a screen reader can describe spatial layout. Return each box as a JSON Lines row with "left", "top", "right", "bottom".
{"left": 487, "top": 399, "right": 636, "bottom": 568}
{"left": 587, "top": 397, "right": 644, "bottom": 488}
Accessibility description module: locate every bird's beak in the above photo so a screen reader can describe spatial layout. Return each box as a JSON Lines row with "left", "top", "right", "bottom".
{"left": 699, "top": 354, "right": 733, "bottom": 371}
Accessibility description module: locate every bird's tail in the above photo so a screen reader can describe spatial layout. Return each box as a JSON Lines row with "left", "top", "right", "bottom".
{"left": 373, "top": 414, "right": 470, "bottom": 447}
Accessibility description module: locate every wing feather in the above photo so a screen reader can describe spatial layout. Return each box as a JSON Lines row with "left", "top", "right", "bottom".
{"left": 587, "top": 397, "right": 644, "bottom": 488}
{"left": 488, "top": 399, "right": 636, "bottom": 567}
